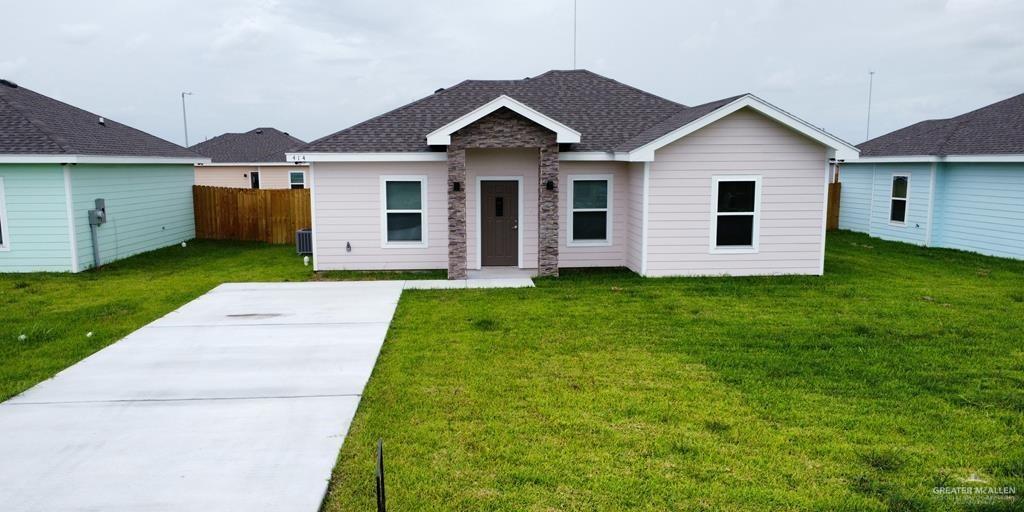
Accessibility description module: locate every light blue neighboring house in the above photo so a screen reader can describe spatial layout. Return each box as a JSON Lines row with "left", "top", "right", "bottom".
{"left": 839, "top": 92, "right": 1024, "bottom": 260}
{"left": 0, "top": 78, "right": 207, "bottom": 273}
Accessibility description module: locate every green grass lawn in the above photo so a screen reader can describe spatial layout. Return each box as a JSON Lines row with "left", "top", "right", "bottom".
{"left": 2, "top": 232, "right": 1022, "bottom": 510}
{"left": 324, "top": 232, "right": 1024, "bottom": 511}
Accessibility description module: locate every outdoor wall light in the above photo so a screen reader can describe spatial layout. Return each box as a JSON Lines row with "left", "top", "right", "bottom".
{"left": 453, "top": 182, "right": 461, "bottom": 192}
{"left": 546, "top": 180, "right": 555, "bottom": 191}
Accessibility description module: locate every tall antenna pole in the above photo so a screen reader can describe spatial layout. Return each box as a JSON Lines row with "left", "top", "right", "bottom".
{"left": 572, "top": 0, "right": 577, "bottom": 68}
{"left": 865, "top": 71, "right": 874, "bottom": 141}
{"left": 181, "top": 91, "right": 193, "bottom": 147}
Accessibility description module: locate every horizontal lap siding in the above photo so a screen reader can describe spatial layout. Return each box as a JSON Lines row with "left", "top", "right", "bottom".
{"left": 0, "top": 164, "right": 73, "bottom": 272}
{"left": 466, "top": 149, "right": 538, "bottom": 269}
{"left": 195, "top": 166, "right": 307, "bottom": 189}
{"left": 559, "top": 161, "right": 630, "bottom": 268}
{"left": 934, "top": 163, "right": 1024, "bottom": 259}
{"left": 71, "top": 165, "right": 195, "bottom": 270}
{"left": 312, "top": 161, "right": 448, "bottom": 270}
{"left": 625, "top": 162, "right": 644, "bottom": 273}
{"left": 645, "top": 108, "right": 827, "bottom": 277}
{"left": 837, "top": 163, "right": 872, "bottom": 232}
{"left": 866, "top": 163, "right": 931, "bottom": 245}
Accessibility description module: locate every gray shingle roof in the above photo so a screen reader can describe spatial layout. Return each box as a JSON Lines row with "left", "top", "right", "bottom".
{"left": 0, "top": 79, "right": 199, "bottom": 158}
{"left": 299, "top": 70, "right": 746, "bottom": 154}
{"left": 859, "top": 93, "right": 1024, "bottom": 157}
{"left": 191, "top": 128, "right": 305, "bottom": 163}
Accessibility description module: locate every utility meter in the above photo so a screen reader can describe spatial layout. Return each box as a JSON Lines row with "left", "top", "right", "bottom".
{"left": 88, "top": 199, "right": 106, "bottom": 226}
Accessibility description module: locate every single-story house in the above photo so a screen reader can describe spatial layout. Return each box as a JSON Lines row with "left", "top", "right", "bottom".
{"left": 289, "top": 70, "right": 858, "bottom": 278}
{"left": 192, "top": 127, "right": 308, "bottom": 189}
{"left": 0, "top": 78, "right": 206, "bottom": 273}
{"left": 839, "top": 92, "right": 1024, "bottom": 259}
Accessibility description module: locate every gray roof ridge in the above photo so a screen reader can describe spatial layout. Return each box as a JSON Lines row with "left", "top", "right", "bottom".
{"left": 0, "top": 86, "right": 73, "bottom": 154}
{"left": 568, "top": 69, "right": 688, "bottom": 109}
{"left": 933, "top": 114, "right": 975, "bottom": 156}
{"left": 191, "top": 132, "right": 242, "bottom": 150}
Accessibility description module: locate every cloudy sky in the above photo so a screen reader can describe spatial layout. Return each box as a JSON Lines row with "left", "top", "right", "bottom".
{"left": 3, "top": 0, "right": 1022, "bottom": 147}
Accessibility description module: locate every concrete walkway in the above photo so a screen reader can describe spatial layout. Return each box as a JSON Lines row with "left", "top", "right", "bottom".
{"left": 0, "top": 278, "right": 531, "bottom": 512}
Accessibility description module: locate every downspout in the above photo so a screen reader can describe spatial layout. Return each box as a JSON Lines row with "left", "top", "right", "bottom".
{"left": 90, "top": 223, "right": 101, "bottom": 267}
{"left": 640, "top": 162, "right": 650, "bottom": 276}
{"left": 925, "top": 161, "right": 938, "bottom": 246}
{"left": 62, "top": 164, "right": 79, "bottom": 272}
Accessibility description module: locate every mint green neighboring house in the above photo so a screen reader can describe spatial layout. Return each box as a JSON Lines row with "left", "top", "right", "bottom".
{"left": 0, "top": 79, "right": 207, "bottom": 273}
{"left": 840, "top": 92, "right": 1024, "bottom": 260}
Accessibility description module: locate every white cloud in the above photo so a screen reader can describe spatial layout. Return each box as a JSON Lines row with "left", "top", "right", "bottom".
{"left": 3, "top": 0, "right": 1022, "bottom": 146}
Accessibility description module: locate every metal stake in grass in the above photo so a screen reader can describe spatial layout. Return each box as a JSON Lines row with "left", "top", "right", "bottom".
{"left": 376, "top": 438, "right": 386, "bottom": 512}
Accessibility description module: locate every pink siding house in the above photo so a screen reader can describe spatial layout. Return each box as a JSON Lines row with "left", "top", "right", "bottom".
{"left": 289, "top": 70, "right": 858, "bottom": 279}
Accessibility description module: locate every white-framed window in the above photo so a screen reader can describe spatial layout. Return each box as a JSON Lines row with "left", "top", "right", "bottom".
{"left": 0, "top": 177, "right": 9, "bottom": 251}
{"left": 380, "top": 176, "right": 428, "bottom": 248}
{"left": 889, "top": 174, "right": 909, "bottom": 224}
{"left": 567, "top": 174, "right": 613, "bottom": 246}
{"left": 710, "top": 176, "right": 761, "bottom": 253}
{"left": 289, "top": 170, "right": 306, "bottom": 190}
{"left": 250, "top": 170, "right": 261, "bottom": 189}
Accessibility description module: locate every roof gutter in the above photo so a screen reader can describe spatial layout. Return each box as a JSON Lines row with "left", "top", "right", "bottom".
{"left": 850, "top": 154, "right": 1024, "bottom": 163}
{"left": 0, "top": 154, "right": 210, "bottom": 165}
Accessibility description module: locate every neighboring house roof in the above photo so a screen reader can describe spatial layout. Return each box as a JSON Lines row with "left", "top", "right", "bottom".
{"left": 191, "top": 127, "right": 305, "bottom": 163}
{"left": 296, "top": 69, "right": 856, "bottom": 160}
{"left": 859, "top": 92, "right": 1024, "bottom": 157}
{"left": 0, "top": 78, "right": 200, "bottom": 160}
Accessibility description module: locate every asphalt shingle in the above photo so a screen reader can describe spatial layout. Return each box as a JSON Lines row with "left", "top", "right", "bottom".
{"left": 859, "top": 93, "right": 1024, "bottom": 156}
{"left": 190, "top": 128, "right": 305, "bottom": 163}
{"left": 298, "top": 69, "right": 745, "bottom": 154}
{"left": 0, "top": 79, "right": 199, "bottom": 158}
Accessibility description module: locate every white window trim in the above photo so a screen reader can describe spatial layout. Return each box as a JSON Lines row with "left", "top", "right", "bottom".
{"left": 250, "top": 170, "right": 261, "bottom": 189}
{"left": 289, "top": 170, "right": 306, "bottom": 189}
{"left": 380, "top": 175, "right": 428, "bottom": 249}
{"left": 567, "top": 174, "right": 614, "bottom": 247}
{"left": 0, "top": 177, "right": 9, "bottom": 251}
{"left": 475, "top": 176, "right": 524, "bottom": 269}
{"left": 889, "top": 173, "right": 910, "bottom": 226}
{"left": 709, "top": 175, "right": 761, "bottom": 254}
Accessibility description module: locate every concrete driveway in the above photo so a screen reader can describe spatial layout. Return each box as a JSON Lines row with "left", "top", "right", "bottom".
{"left": 0, "top": 281, "right": 407, "bottom": 512}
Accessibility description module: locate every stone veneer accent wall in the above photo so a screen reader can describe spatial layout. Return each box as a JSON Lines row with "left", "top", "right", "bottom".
{"left": 446, "top": 108, "right": 559, "bottom": 278}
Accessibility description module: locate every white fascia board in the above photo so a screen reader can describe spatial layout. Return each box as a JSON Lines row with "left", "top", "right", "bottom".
{"left": 627, "top": 94, "right": 860, "bottom": 162}
{"left": 196, "top": 162, "right": 307, "bottom": 167}
{"left": 425, "top": 95, "right": 582, "bottom": 145}
{"left": 0, "top": 154, "right": 210, "bottom": 164}
{"left": 560, "top": 151, "right": 630, "bottom": 161}
{"left": 852, "top": 154, "right": 1024, "bottom": 163}
{"left": 287, "top": 152, "right": 448, "bottom": 163}
{"left": 288, "top": 151, "right": 631, "bottom": 163}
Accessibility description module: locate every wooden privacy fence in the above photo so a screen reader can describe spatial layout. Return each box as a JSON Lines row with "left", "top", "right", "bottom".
{"left": 193, "top": 186, "right": 311, "bottom": 244}
{"left": 826, "top": 182, "right": 842, "bottom": 230}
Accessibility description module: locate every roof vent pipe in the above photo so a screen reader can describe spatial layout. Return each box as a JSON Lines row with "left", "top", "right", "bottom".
{"left": 97, "top": 117, "right": 106, "bottom": 126}
{"left": 434, "top": 88, "right": 445, "bottom": 94}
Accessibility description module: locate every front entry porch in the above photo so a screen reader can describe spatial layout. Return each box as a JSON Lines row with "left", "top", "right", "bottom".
{"left": 446, "top": 108, "right": 561, "bottom": 279}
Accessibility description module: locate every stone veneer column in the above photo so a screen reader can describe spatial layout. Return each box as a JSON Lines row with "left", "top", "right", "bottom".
{"left": 537, "top": 142, "right": 559, "bottom": 276}
{"left": 447, "top": 146, "right": 468, "bottom": 279}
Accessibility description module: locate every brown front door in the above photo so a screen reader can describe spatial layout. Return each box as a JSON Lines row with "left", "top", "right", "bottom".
{"left": 481, "top": 180, "right": 518, "bottom": 266}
